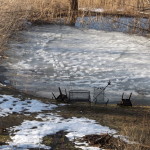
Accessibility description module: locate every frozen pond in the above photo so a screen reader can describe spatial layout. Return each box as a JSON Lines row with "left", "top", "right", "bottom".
{"left": 1, "top": 24, "right": 150, "bottom": 104}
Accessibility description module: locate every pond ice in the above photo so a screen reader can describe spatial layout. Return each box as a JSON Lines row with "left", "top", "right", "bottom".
{"left": 1, "top": 25, "right": 150, "bottom": 103}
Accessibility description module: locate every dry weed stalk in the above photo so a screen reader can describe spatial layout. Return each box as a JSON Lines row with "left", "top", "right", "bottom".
{"left": 0, "top": 0, "right": 69, "bottom": 53}
{"left": 120, "top": 115, "right": 150, "bottom": 150}
{"left": 0, "top": 0, "right": 30, "bottom": 53}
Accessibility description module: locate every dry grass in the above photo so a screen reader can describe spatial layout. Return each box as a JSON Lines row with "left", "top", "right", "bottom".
{"left": 79, "top": 0, "right": 149, "bottom": 12}
{"left": 55, "top": 102, "right": 150, "bottom": 150}
{"left": 0, "top": 0, "right": 30, "bottom": 54}
{"left": 0, "top": 0, "right": 69, "bottom": 54}
{"left": 121, "top": 116, "right": 150, "bottom": 150}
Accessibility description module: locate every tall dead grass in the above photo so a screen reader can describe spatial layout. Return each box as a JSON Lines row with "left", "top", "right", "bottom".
{"left": 102, "top": 109, "right": 150, "bottom": 150}
{"left": 0, "top": 0, "right": 69, "bottom": 54}
{"left": 0, "top": 0, "right": 30, "bottom": 54}
{"left": 121, "top": 115, "right": 150, "bottom": 150}
{"left": 26, "top": 0, "right": 69, "bottom": 23}
{"left": 57, "top": 103, "right": 150, "bottom": 150}
{"left": 79, "top": 0, "right": 149, "bottom": 12}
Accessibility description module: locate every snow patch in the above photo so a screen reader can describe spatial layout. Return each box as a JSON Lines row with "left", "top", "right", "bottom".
{"left": 4, "top": 113, "right": 116, "bottom": 150}
{"left": 0, "top": 95, "right": 57, "bottom": 117}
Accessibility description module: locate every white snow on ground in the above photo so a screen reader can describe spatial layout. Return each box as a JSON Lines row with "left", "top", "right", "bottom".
{"left": 76, "top": 145, "right": 101, "bottom": 150}
{"left": 0, "top": 94, "right": 135, "bottom": 150}
{"left": 79, "top": 8, "right": 104, "bottom": 13}
{"left": 1, "top": 113, "right": 116, "bottom": 150}
{"left": 0, "top": 94, "right": 116, "bottom": 150}
{"left": 1, "top": 24, "right": 150, "bottom": 103}
{"left": 0, "top": 95, "right": 57, "bottom": 117}
{"left": 0, "top": 83, "right": 6, "bottom": 87}
{"left": 79, "top": 7, "right": 125, "bottom": 13}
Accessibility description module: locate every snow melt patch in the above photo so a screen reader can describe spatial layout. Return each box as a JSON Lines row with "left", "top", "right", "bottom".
{"left": 0, "top": 95, "right": 57, "bottom": 117}
{"left": 79, "top": 8, "right": 104, "bottom": 13}
{"left": 2, "top": 113, "right": 116, "bottom": 150}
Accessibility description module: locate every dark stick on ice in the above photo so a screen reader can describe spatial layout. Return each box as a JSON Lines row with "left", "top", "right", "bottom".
{"left": 65, "top": 89, "right": 68, "bottom": 98}
{"left": 52, "top": 93, "right": 57, "bottom": 100}
{"left": 59, "top": 87, "right": 62, "bottom": 96}
{"left": 58, "top": 87, "right": 63, "bottom": 101}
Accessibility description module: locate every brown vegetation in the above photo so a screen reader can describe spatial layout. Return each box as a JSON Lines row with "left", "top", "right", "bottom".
{"left": 79, "top": 0, "right": 149, "bottom": 12}
{"left": 0, "top": 0, "right": 30, "bottom": 54}
{"left": 0, "top": 0, "right": 69, "bottom": 54}
{"left": 82, "top": 133, "right": 127, "bottom": 149}
{"left": 56, "top": 102, "right": 150, "bottom": 150}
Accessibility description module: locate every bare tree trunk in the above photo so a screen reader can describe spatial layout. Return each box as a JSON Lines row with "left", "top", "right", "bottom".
{"left": 137, "top": 0, "right": 141, "bottom": 11}
{"left": 69, "top": 0, "right": 78, "bottom": 25}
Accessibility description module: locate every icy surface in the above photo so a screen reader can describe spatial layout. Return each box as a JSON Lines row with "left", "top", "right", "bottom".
{"left": 76, "top": 16, "right": 150, "bottom": 33}
{"left": 1, "top": 24, "right": 150, "bottom": 103}
{"left": 2, "top": 113, "right": 115, "bottom": 150}
{"left": 0, "top": 95, "right": 57, "bottom": 117}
